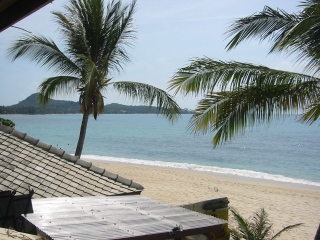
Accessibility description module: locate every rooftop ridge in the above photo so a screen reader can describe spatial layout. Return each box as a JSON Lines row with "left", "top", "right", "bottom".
{"left": 0, "top": 122, "right": 144, "bottom": 190}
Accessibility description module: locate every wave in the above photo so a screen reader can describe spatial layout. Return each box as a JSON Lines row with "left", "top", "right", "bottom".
{"left": 82, "top": 155, "right": 320, "bottom": 187}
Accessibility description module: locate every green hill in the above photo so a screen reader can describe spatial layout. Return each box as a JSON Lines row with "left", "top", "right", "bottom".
{"left": 1, "top": 93, "right": 80, "bottom": 114}
{"left": 0, "top": 93, "right": 193, "bottom": 114}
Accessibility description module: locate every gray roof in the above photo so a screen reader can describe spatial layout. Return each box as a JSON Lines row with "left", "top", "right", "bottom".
{"left": 0, "top": 122, "right": 143, "bottom": 198}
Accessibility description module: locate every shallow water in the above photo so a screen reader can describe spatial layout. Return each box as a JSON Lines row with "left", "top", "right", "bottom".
{"left": 4, "top": 114, "right": 320, "bottom": 186}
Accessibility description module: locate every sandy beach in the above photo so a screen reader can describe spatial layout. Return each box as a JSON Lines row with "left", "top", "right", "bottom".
{"left": 91, "top": 160, "right": 320, "bottom": 240}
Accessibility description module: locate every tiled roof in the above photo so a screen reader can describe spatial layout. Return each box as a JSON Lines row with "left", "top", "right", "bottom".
{"left": 0, "top": 122, "right": 144, "bottom": 198}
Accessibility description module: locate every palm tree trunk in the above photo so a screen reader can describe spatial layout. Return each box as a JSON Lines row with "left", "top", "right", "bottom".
{"left": 75, "top": 110, "right": 90, "bottom": 157}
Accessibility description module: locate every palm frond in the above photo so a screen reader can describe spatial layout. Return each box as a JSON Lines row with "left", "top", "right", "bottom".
{"left": 271, "top": 223, "right": 303, "bottom": 239}
{"left": 99, "top": 0, "right": 137, "bottom": 73}
{"left": 225, "top": 6, "right": 299, "bottom": 51}
{"left": 271, "top": 15, "right": 320, "bottom": 74}
{"left": 168, "top": 58, "right": 316, "bottom": 95}
{"left": 70, "top": 0, "right": 106, "bottom": 61}
{"left": 7, "top": 35, "right": 80, "bottom": 75}
{"left": 190, "top": 80, "right": 319, "bottom": 147}
{"left": 229, "top": 208, "right": 253, "bottom": 240}
{"left": 52, "top": 10, "right": 90, "bottom": 63}
{"left": 229, "top": 231, "right": 244, "bottom": 240}
{"left": 53, "top": 0, "right": 136, "bottom": 74}
{"left": 225, "top": 1, "right": 320, "bottom": 75}
{"left": 250, "top": 209, "right": 272, "bottom": 239}
{"left": 299, "top": 101, "right": 320, "bottom": 124}
{"left": 113, "top": 81, "right": 180, "bottom": 121}
{"left": 38, "top": 76, "right": 80, "bottom": 105}
{"left": 230, "top": 208, "right": 302, "bottom": 240}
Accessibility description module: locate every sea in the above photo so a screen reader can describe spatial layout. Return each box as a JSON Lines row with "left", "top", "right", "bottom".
{"left": 3, "top": 114, "right": 320, "bottom": 187}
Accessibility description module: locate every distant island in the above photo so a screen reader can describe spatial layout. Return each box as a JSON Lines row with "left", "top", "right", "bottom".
{"left": 0, "top": 93, "right": 194, "bottom": 115}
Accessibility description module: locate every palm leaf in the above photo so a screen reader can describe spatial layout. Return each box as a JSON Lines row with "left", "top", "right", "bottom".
{"left": 250, "top": 209, "right": 272, "bottom": 240}
{"left": 100, "top": 0, "right": 137, "bottom": 73}
{"left": 52, "top": 10, "right": 91, "bottom": 65}
{"left": 225, "top": 6, "right": 299, "bottom": 52}
{"left": 271, "top": 223, "right": 303, "bottom": 239}
{"left": 274, "top": 0, "right": 320, "bottom": 72}
{"left": 299, "top": 101, "right": 320, "bottom": 124}
{"left": 170, "top": 59, "right": 319, "bottom": 147}
{"left": 189, "top": 80, "right": 319, "bottom": 147}
{"left": 225, "top": 1, "right": 320, "bottom": 75}
{"left": 230, "top": 208, "right": 302, "bottom": 240}
{"left": 168, "top": 58, "right": 315, "bottom": 96}
{"left": 229, "top": 208, "right": 253, "bottom": 240}
{"left": 113, "top": 81, "right": 180, "bottom": 121}
{"left": 270, "top": 14, "right": 320, "bottom": 74}
{"left": 38, "top": 76, "right": 80, "bottom": 105}
{"left": 8, "top": 35, "right": 80, "bottom": 75}
{"left": 230, "top": 230, "right": 244, "bottom": 240}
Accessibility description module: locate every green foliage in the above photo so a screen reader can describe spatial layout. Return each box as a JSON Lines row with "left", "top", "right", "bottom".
{"left": 0, "top": 117, "right": 15, "bottom": 127}
{"left": 169, "top": 1, "right": 320, "bottom": 147}
{"left": 113, "top": 81, "right": 181, "bottom": 121}
{"left": 230, "top": 208, "right": 302, "bottom": 240}
{"left": 225, "top": 0, "right": 320, "bottom": 74}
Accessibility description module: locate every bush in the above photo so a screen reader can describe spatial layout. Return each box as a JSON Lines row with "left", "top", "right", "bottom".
{"left": 0, "top": 117, "right": 15, "bottom": 127}
{"left": 230, "top": 208, "right": 302, "bottom": 240}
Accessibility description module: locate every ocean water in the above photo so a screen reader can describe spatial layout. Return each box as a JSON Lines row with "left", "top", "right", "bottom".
{"left": 3, "top": 114, "right": 320, "bottom": 187}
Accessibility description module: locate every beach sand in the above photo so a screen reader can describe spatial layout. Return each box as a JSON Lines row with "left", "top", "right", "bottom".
{"left": 91, "top": 160, "right": 320, "bottom": 240}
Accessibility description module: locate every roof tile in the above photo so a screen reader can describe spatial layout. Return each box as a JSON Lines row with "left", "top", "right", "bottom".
{"left": 48, "top": 146, "right": 65, "bottom": 156}
{"left": 89, "top": 165, "right": 105, "bottom": 175}
{"left": 36, "top": 141, "right": 51, "bottom": 151}
{"left": 76, "top": 159, "right": 92, "bottom": 168}
{"left": 0, "top": 172, "right": 8, "bottom": 179}
{"left": 49, "top": 183, "right": 59, "bottom": 190}
{"left": 11, "top": 129, "right": 27, "bottom": 139}
{"left": 0, "top": 124, "right": 13, "bottom": 134}
{"left": 23, "top": 135, "right": 39, "bottom": 145}
{"left": 61, "top": 152, "right": 78, "bottom": 162}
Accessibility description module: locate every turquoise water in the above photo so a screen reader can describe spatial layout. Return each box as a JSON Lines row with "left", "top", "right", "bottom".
{"left": 3, "top": 114, "right": 320, "bottom": 186}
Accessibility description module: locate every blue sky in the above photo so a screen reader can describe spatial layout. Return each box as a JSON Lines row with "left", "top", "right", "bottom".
{"left": 0, "top": 0, "right": 301, "bottom": 109}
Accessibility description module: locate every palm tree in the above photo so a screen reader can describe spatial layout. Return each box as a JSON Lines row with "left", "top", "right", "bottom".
{"left": 168, "top": 0, "right": 320, "bottom": 147}
{"left": 230, "top": 208, "right": 302, "bottom": 240}
{"left": 8, "top": 0, "right": 180, "bottom": 157}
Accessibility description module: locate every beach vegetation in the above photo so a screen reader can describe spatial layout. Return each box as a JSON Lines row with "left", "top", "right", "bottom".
{"left": 8, "top": 0, "right": 180, "bottom": 157}
{"left": 230, "top": 208, "right": 302, "bottom": 240}
{"left": 0, "top": 117, "right": 15, "bottom": 127}
{"left": 168, "top": 0, "right": 320, "bottom": 147}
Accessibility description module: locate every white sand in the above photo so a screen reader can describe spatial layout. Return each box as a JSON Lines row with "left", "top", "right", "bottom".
{"left": 91, "top": 160, "right": 320, "bottom": 240}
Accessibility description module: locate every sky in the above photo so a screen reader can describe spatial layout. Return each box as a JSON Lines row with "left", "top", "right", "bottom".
{"left": 0, "top": 0, "right": 301, "bottom": 109}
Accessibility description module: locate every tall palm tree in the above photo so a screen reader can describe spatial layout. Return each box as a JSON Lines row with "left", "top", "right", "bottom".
{"left": 230, "top": 208, "right": 302, "bottom": 240}
{"left": 8, "top": 0, "right": 180, "bottom": 157}
{"left": 168, "top": 0, "right": 320, "bottom": 147}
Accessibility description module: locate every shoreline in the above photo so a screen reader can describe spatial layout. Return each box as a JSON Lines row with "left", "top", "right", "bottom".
{"left": 89, "top": 159, "right": 320, "bottom": 240}
{"left": 83, "top": 156, "right": 320, "bottom": 190}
